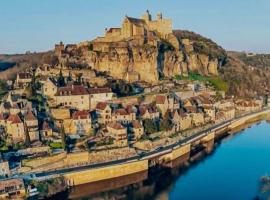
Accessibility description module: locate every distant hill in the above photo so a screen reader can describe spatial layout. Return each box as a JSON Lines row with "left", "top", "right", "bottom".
{"left": 0, "top": 51, "right": 53, "bottom": 80}
{"left": 219, "top": 51, "right": 270, "bottom": 97}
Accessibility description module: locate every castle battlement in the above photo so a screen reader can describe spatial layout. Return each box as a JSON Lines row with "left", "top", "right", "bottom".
{"left": 100, "top": 11, "right": 172, "bottom": 43}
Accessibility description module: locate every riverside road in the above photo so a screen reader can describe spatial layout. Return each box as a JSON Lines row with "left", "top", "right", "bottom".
{"left": 33, "top": 108, "right": 269, "bottom": 179}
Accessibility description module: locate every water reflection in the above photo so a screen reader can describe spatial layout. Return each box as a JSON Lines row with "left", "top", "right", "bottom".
{"left": 54, "top": 121, "right": 270, "bottom": 200}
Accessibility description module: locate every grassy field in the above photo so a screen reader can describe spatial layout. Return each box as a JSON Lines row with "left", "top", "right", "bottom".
{"left": 175, "top": 72, "right": 228, "bottom": 92}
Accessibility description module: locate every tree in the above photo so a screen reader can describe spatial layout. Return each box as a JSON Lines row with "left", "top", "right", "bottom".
{"left": 159, "top": 118, "right": 173, "bottom": 131}
{"left": 57, "top": 70, "right": 65, "bottom": 87}
{"left": 24, "top": 122, "right": 31, "bottom": 148}
{"left": 143, "top": 119, "right": 158, "bottom": 134}
{"left": 60, "top": 122, "right": 66, "bottom": 151}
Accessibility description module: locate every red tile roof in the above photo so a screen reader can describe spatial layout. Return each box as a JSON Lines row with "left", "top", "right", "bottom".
{"left": 96, "top": 102, "right": 108, "bottom": 110}
{"left": 41, "top": 121, "right": 51, "bottom": 131}
{"left": 113, "top": 108, "right": 128, "bottom": 115}
{"left": 18, "top": 72, "right": 31, "bottom": 80}
{"left": 56, "top": 85, "right": 89, "bottom": 96}
{"left": 72, "top": 110, "right": 90, "bottom": 120}
{"left": 88, "top": 87, "right": 112, "bottom": 94}
{"left": 156, "top": 95, "right": 166, "bottom": 104}
{"left": 107, "top": 122, "right": 125, "bottom": 130}
{"left": 25, "top": 111, "right": 37, "bottom": 121}
{"left": 131, "top": 120, "right": 143, "bottom": 129}
{"left": 7, "top": 114, "right": 22, "bottom": 124}
{"left": 0, "top": 179, "right": 24, "bottom": 191}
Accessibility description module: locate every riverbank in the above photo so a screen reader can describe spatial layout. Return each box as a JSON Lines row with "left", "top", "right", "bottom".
{"left": 26, "top": 108, "right": 270, "bottom": 198}
{"left": 63, "top": 120, "right": 270, "bottom": 199}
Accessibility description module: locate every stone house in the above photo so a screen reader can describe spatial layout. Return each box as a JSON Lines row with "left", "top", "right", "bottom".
{"left": 138, "top": 105, "right": 160, "bottom": 120}
{"left": 179, "top": 112, "right": 192, "bottom": 131}
{"left": 219, "top": 107, "right": 235, "bottom": 120}
{"left": 190, "top": 112, "right": 205, "bottom": 127}
{"left": 0, "top": 161, "right": 10, "bottom": 177}
{"left": 24, "top": 111, "right": 39, "bottom": 142}
{"left": 185, "top": 106, "right": 205, "bottom": 127}
{"left": 235, "top": 100, "right": 261, "bottom": 112}
{"left": 111, "top": 108, "right": 136, "bottom": 125}
{"left": 88, "top": 87, "right": 114, "bottom": 111}
{"left": 96, "top": 102, "right": 112, "bottom": 124}
{"left": 64, "top": 110, "right": 92, "bottom": 136}
{"left": 169, "top": 109, "right": 192, "bottom": 131}
{"left": 203, "top": 105, "right": 216, "bottom": 122}
{"left": 15, "top": 72, "right": 32, "bottom": 88}
{"left": 107, "top": 122, "right": 128, "bottom": 147}
{"left": 156, "top": 95, "right": 169, "bottom": 116}
{"left": 0, "top": 179, "right": 25, "bottom": 199}
{"left": 54, "top": 85, "right": 90, "bottom": 110}
{"left": 41, "top": 77, "right": 58, "bottom": 98}
{"left": 6, "top": 114, "right": 25, "bottom": 143}
{"left": 39, "top": 121, "right": 53, "bottom": 140}
{"left": 129, "top": 120, "right": 144, "bottom": 141}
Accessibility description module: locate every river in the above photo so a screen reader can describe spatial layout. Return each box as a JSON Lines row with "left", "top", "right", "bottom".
{"left": 56, "top": 121, "right": 270, "bottom": 200}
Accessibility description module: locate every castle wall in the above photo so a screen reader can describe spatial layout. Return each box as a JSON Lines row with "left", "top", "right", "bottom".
{"left": 148, "top": 19, "right": 172, "bottom": 37}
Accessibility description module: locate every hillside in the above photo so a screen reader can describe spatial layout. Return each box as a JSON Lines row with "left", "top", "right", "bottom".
{"left": 219, "top": 51, "right": 270, "bottom": 97}
{"left": 0, "top": 52, "right": 53, "bottom": 80}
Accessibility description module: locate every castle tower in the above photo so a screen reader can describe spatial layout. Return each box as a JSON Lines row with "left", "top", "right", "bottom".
{"left": 157, "top": 12, "right": 162, "bottom": 20}
{"left": 142, "top": 10, "right": 152, "bottom": 23}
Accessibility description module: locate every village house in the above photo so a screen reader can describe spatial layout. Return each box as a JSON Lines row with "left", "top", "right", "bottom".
{"left": 41, "top": 77, "right": 58, "bottom": 98}
{"left": 155, "top": 94, "right": 177, "bottom": 117}
{"left": 185, "top": 106, "right": 205, "bottom": 127}
{"left": 54, "top": 85, "right": 90, "bottom": 110}
{"left": 64, "top": 110, "right": 92, "bottom": 135}
{"left": 6, "top": 114, "right": 25, "bottom": 143}
{"left": 15, "top": 72, "right": 32, "bottom": 88}
{"left": 129, "top": 120, "right": 144, "bottom": 141}
{"left": 0, "top": 92, "right": 32, "bottom": 115}
{"left": 235, "top": 100, "right": 261, "bottom": 113}
{"left": 39, "top": 121, "right": 53, "bottom": 140}
{"left": 0, "top": 179, "right": 25, "bottom": 199}
{"left": 88, "top": 87, "right": 114, "bottom": 111}
{"left": 138, "top": 105, "right": 160, "bottom": 120}
{"left": 203, "top": 105, "right": 216, "bottom": 122}
{"left": 111, "top": 107, "right": 136, "bottom": 125}
{"left": 95, "top": 102, "right": 112, "bottom": 124}
{"left": 169, "top": 109, "right": 192, "bottom": 131}
{"left": 35, "top": 64, "right": 51, "bottom": 76}
{"left": 24, "top": 111, "right": 39, "bottom": 142}
{"left": 0, "top": 161, "right": 10, "bottom": 178}
{"left": 219, "top": 107, "right": 236, "bottom": 120}
{"left": 107, "top": 122, "right": 128, "bottom": 147}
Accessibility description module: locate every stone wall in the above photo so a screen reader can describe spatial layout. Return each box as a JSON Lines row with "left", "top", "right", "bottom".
{"left": 64, "top": 159, "right": 148, "bottom": 185}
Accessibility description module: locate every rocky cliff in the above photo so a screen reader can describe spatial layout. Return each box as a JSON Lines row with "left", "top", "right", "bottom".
{"left": 79, "top": 30, "right": 227, "bottom": 83}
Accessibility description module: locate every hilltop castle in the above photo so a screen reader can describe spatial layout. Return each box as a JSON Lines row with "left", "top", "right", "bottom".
{"left": 94, "top": 10, "right": 172, "bottom": 43}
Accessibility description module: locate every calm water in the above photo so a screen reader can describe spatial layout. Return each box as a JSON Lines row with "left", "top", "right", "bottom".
{"left": 167, "top": 121, "right": 270, "bottom": 200}
{"left": 66, "top": 121, "right": 270, "bottom": 200}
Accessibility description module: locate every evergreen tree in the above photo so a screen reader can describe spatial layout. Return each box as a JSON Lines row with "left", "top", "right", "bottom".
{"left": 57, "top": 69, "right": 65, "bottom": 87}
{"left": 60, "top": 122, "right": 66, "bottom": 150}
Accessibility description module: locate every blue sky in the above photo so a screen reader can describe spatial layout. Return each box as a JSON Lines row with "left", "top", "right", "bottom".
{"left": 1, "top": 0, "right": 270, "bottom": 54}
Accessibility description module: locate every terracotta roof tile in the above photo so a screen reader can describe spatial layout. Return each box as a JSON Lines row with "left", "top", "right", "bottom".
{"left": 96, "top": 102, "right": 108, "bottom": 110}
{"left": 72, "top": 110, "right": 90, "bottom": 120}
{"left": 25, "top": 111, "right": 37, "bottom": 121}
{"left": 7, "top": 114, "right": 22, "bottom": 124}
{"left": 56, "top": 85, "right": 89, "bottom": 96}
{"left": 156, "top": 95, "right": 166, "bottom": 104}
{"left": 107, "top": 122, "right": 125, "bottom": 130}
{"left": 131, "top": 120, "right": 143, "bottom": 129}
{"left": 88, "top": 87, "right": 112, "bottom": 94}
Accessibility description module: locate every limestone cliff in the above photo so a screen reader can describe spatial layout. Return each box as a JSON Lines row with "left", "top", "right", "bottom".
{"left": 78, "top": 29, "right": 226, "bottom": 83}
